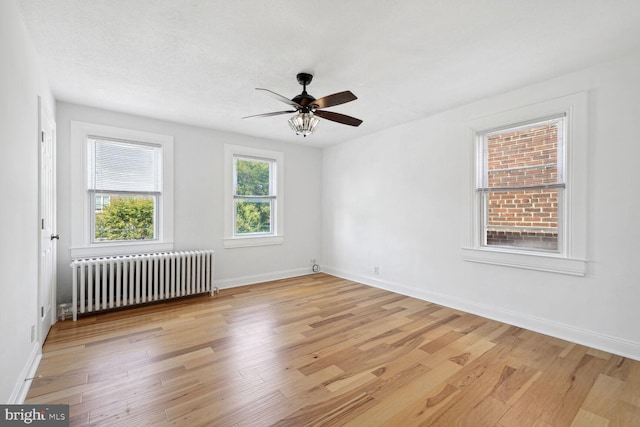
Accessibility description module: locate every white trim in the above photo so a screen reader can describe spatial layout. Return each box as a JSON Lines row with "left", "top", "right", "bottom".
{"left": 461, "top": 248, "right": 587, "bottom": 276}
{"left": 70, "top": 121, "right": 174, "bottom": 258}
{"left": 69, "top": 241, "right": 175, "bottom": 259}
{"left": 9, "top": 342, "right": 41, "bottom": 404}
{"left": 464, "top": 92, "right": 588, "bottom": 275}
{"left": 224, "top": 235, "right": 284, "bottom": 248}
{"left": 224, "top": 144, "right": 284, "bottom": 248}
{"left": 214, "top": 267, "right": 312, "bottom": 289}
{"left": 323, "top": 267, "right": 640, "bottom": 361}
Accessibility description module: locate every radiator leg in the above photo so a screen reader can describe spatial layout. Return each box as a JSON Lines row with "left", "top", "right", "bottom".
{"left": 72, "top": 264, "right": 78, "bottom": 321}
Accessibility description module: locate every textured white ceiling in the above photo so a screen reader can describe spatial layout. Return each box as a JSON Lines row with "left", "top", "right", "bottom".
{"left": 16, "top": 0, "right": 640, "bottom": 146}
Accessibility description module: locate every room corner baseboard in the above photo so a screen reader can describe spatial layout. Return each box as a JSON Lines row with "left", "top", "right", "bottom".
{"left": 9, "top": 342, "right": 42, "bottom": 404}
{"left": 323, "top": 266, "right": 640, "bottom": 362}
{"left": 214, "top": 267, "right": 314, "bottom": 290}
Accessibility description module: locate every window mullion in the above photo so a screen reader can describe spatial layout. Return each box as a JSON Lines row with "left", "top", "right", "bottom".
{"left": 477, "top": 183, "right": 565, "bottom": 192}
{"left": 233, "top": 195, "right": 277, "bottom": 200}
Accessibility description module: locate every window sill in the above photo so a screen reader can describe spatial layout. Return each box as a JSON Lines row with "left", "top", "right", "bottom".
{"left": 224, "top": 235, "right": 284, "bottom": 249}
{"left": 462, "top": 247, "right": 586, "bottom": 276}
{"left": 71, "top": 242, "right": 174, "bottom": 259}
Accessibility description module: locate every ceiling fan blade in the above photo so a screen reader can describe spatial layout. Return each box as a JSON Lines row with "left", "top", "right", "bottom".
{"left": 314, "top": 110, "right": 363, "bottom": 127}
{"left": 312, "top": 91, "right": 357, "bottom": 109}
{"left": 242, "top": 110, "right": 296, "bottom": 119}
{"left": 255, "top": 88, "right": 302, "bottom": 108}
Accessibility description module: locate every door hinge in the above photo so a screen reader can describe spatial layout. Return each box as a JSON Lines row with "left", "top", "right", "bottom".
{"left": 41, "top": 130, "right": 45, "bottom": 143}
{"left": 41, "top": 306, "right": 44, "bottom": 317}
{"left": 41, "top": 218, "right": 45, "bottom": 230}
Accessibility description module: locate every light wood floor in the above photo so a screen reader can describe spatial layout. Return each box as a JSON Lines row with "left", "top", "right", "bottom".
{"left": 26, "top": 273, "right": 640, "bottom": 426}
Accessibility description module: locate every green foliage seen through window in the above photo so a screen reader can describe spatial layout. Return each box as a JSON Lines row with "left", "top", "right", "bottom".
{"left": 235, "top": 158, "right": 272, "bottom": 234}
{"left": 95, "top": 196, "right": 155, "bottom": 241}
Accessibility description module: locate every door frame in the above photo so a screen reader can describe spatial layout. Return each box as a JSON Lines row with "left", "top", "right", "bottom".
{"left": 38, "top": 96, "right": 56, "bottom": 344}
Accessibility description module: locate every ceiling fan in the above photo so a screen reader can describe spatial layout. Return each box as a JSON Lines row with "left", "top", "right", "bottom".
{"left": 243, "top": 73, "right": 363, "bottom": 137}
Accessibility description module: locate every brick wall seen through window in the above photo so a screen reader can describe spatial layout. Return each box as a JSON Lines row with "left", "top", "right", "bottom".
{"left": 482, "top": 118, "right": 564, "bottom": 251}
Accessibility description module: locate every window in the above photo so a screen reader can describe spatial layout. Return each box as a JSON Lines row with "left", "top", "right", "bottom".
{"left": 95, "top": 194, "right": 110, "bottom": 212}
{"left": 477, "top": 115, "right": 565, "bottom": 252}
{"left": 234, "top": 156, "right": 275, "bottom": 235}
{"left": 463, "top": 93, "right": 587, "bottom": 276}
{"left": 224, "top": 145, "right": 284, "bottom": 248}
{"left": 70, "top": 122, "right": 174, "bottom": 258}
{"left": 88, "top": 137, "right": 161, "bottom": 242}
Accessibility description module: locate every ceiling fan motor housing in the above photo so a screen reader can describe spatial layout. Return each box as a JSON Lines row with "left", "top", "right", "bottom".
{"left": 293, "top": 73, "right": 316, "bottom": 111}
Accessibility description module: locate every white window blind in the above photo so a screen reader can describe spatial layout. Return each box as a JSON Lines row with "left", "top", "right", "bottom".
{"left": 88, "top": 138, "right": 162, "bottom": 193}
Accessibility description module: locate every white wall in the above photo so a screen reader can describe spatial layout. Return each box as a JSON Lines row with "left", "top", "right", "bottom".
{"left": 56, "top": 102, "right": 323, "bottom": 303}
{"left": 0, "top": 1, "right": 55, "bottom": 403}
{"left": 323, "top": 50, "right": 640, "bottom": 360}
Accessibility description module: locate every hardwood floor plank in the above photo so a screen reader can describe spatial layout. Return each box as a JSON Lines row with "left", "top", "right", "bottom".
{"left": 276, "top": 389, "right": 376, "bottom": 427}
{"left": 581, "top": 373, "right": 626, "bottom": 419}
{"left": 490, "top": 364, "right": 541, "bottom": 405}
{"left": 345, "top": 360, "right": 462, "bottom": 426}
{"left": 570, "top": 409, "right": 610, "bottom": 427}
{"left": 454, "top": 396, "right": 511, "bottom": 426}
{"left": 24, "top": 273, "right": 640, "bottom": 426}
{"left": 609, "top": 400, "right": 640, "bottom": 426}
{"left": 500, "top": 354, "right": 608, "bottom": 427}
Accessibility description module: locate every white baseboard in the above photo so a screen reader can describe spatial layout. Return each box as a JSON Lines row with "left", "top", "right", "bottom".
{"left": 8, "top": 342, "right": 42, "bottom": 404}
{"left": 214, "top": 267, "right": 314, "bottom": 290}
{"left": 323, "top": 266, "right": 640, "bottom": 362}
{"left": 58, "top": 267, "right": 317, "bottom": 306}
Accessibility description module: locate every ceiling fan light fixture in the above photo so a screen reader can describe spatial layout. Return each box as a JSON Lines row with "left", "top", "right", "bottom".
{"left": 288, "top": 112, "right": 319, "bottom": 137}
{"left": 245, "top": 73, "right": 361, "bottom": 135}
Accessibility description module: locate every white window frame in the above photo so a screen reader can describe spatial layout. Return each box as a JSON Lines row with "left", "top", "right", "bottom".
{"left": 462, "top": 92, "right": 588, "bottom": 276}
{"left": 70, "top": 121, "right": 174, "bottom": 258}
{"left": 233, "top": 155, "right": 276, "bottom": 235}
{"left": 477, "top": 114, "right": 566, "bottom": 253}
{"left": 224, "top": 144, "right": 284, "bottom": 248}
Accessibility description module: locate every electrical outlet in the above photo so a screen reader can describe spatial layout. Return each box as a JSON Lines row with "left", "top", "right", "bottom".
{"left": 311, "top": 259, "right": 320, "bottom": 273}
{"left": 374, "top": 266, "right": 379, "bottom": 275}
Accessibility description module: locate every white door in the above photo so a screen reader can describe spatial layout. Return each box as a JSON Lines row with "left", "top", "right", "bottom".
{"left": 39, "top": 99, "right": 57, "bottom": 343}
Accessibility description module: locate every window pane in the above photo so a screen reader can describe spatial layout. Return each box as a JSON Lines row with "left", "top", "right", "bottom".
{"left": 88, "top": 138, "right": 161, "bottom": 192}
{"left": 485, "top": 188, "right": 559, "bottom": 251}
{"left": 481, "top": 116, "right": 564, "bottom": 252}
{"left": 94, "top": 194, "right": 156, "bottom": 241}
{"left": 235, "top": 199, "right": 271, "bottom": 234}
{"left": 235, "top": 158, "right": 270, "bottom": 196}
{"left": 486, "top": 120, "right": 560, "bottom": 188}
